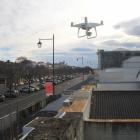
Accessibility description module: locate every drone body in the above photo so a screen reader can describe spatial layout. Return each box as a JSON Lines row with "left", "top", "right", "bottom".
{"left": 71, "top": 17, "right": 103, "bottom": 39}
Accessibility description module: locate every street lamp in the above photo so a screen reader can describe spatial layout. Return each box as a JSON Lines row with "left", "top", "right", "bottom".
{"left": 77, "top": 56, "right": 84, "bottom": 80}
{"left": 37, "top": 40, "right": 42, "bottom": 48}
{"left": 77, "top": 56, "right": 83, "bottom": 66}
{"left": 37, "top": 34, "right": 55, "bottom": 94}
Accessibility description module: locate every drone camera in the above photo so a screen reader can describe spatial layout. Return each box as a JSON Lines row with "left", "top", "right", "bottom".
{"left": 86, "top": 31, "right": 92, "bottom": 36}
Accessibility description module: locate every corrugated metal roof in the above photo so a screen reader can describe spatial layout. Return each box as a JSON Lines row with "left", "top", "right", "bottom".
{"left": 90, "top": 91, "right": 140, "bottom": 119}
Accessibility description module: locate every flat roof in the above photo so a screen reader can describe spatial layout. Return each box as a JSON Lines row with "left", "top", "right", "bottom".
{"left": 59, "top": 85, "right": 92, "bottom": 113}
{"left": 90, "top": 91, "right": 140, "bottom": 119}
{"left": 59, "top": 99, "right": 87, "bottom": 112}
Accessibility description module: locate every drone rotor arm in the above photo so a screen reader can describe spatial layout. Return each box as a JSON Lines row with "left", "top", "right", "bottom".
{"left": 71, "top": 23, "right": 83, "bottom": 28}
{"left": 88, "top": 22, "right": 103, "bottom": 28}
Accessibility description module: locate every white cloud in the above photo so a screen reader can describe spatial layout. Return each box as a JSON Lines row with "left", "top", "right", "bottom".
{"left": 0, "top": 0, "right": 140, "bottom": 67}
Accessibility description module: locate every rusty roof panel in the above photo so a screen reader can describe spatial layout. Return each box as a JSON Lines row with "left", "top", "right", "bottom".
{"left": 90, "top": 91, "right": 140, "bottom": 119}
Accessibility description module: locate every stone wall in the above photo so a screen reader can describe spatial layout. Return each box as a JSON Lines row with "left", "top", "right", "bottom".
{"left": 25, "top": 113, "right": 84, "bottom": 140}
{"left": 84, "top": 121, "right": 140, "bottom": 140}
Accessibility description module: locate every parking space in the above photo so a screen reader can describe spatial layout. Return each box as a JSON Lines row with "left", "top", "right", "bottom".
{"left": 0, "top": 74, "right": 79, "bottom": 103}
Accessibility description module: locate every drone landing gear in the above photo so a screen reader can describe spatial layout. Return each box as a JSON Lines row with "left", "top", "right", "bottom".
{"left": 77, "top": 27, "right": 97, "bottom": 39}
{"left": 77, "top": 28, "right": 87, "bottom": 38}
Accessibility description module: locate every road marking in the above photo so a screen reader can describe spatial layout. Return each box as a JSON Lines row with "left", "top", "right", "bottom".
{"left": 0, "top": 111, "right": 16, "bottom": 120}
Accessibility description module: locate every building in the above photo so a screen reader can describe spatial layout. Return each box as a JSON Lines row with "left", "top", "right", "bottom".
{"left": 95, "top": 68, "right": 140, "bottom": 83}
{"left": 122, "top": 56, "right": 140, "bottom": 68}
{"left": 95, "top": 51, "right": 140, "bottom": 83}
{"left": 20, "top": 77, "right": 140, "bottom": 140}
{"left": 19, "top": 50, "right": 140, "bottom": 140}
{"left": 22, "top": 81, "right": 140, "bottom": 140}
{"left": 0, "top": 75, "right": 7, "bottom": 89}
{"left": 20, "top": 85, "right": 93, "bottom": 140}
{"left": 85, "top": 90, "right": 140, "bottom": 140}
{"left": 88, "top": 51, "right": 140, "bottom": 140}
{"left": 97, "top": 49, "right": 140, "bottom": 69}
{"left": 24, "top": 113, "right": 83, "bottom": 140}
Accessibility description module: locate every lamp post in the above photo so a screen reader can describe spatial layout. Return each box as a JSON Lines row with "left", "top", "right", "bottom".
{"left": 37, "top": 34, "right": 55, "bottom": 94}
{"left": 77, "top": 56, "right": 84, "bottom": 80}
{"left": 77, "top": 56, "right": 83, "bottom": 66}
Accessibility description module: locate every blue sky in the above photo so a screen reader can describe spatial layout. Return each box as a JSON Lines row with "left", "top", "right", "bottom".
{"left": 0, "top": 0, "right": 140, "bottom": 67}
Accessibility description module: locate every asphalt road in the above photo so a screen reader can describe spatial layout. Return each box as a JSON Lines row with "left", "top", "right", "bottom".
{"left": 0, "top": 75, "right": 91, "bottom": 118}
{"left": 40, "top": 95, "right": 68, "bottom": 112}
{"left": 39, "top": 75, "right": 94, "bottom": 113}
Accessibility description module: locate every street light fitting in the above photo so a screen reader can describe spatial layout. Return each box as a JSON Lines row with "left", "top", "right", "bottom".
{"left": 37, "top": 40, "right": 42, "bottom": 48}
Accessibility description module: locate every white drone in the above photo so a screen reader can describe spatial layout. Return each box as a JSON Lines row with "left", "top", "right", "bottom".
{"left": 71, "top": 17, "right": 103, "bottom": 39}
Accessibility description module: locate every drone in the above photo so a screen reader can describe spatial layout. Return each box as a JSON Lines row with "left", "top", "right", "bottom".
{"left": 71, "top": 17, "right": 103, "bottom": 39}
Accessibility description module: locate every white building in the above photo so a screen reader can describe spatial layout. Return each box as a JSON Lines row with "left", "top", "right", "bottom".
{"left": 122, "top": 56, "right": 140, "bottom": 68}
{"left": 95, "top": 56, "right": 140, "bottom": 83}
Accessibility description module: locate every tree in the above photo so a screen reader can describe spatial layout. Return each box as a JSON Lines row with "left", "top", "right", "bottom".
{"left": 16, "top": 56, "right": 28, "bottom": 63}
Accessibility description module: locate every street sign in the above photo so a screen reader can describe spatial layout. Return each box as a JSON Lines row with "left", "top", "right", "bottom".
{"left": 45, "top": 82, "right": 54, "bottom": 96}
{"left": 80, "top": 73, "right": 84, "bottom": 80}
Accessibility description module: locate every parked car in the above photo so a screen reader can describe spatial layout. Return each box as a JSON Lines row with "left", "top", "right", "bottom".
{"left": 4, "top": 90, "right": 19, "bottom": 98}
{"left": 20, "top": 86, "right": 35, "bottom": 93}
{"left": 63, "top": 99, "right": 72, "bottom": 106}
{"left": 20, "top": 87, "right": 29, "bottom": 93}
{"left": 37, "top": 84, "right": 45, "bottom": 89}
{"left": 0, "top": 94, "right": 5, "bottom": 102}
{"left": 29, "top": 86, "right": 35, "bottom": 92}
{"left": 30, "top": 85, "right": 40, "bottom": 91}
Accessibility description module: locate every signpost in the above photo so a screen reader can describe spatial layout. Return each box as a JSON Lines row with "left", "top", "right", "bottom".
{"left": 45, "top": 81, "right": 54, "bottom": 96}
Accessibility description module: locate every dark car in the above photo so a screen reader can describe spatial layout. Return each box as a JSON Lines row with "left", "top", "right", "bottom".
{"left": 20, "top": 87, "right": 29, "bottom": 93}
{"left": 4, "top": 90, "right": 19, "bottom": 98}
{"left": 20, "top": 86, "right": 35, "bottom": 93}
{"left": 37, "top": 84, "right": 45, "bottom": 89}
{"left": 0, "top": 94, "right": 5, "bottom": 102}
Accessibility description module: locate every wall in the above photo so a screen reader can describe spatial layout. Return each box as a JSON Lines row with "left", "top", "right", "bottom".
{"left": 84, "top": 121, "right": 140, "bottom": 140}
{"left": 24, "top": 113, "right": 84, "bottom": 140}
{"left": 0, "top": 112, "right": 17, "bottom": 140}
{"left": 83, "top": 92, "right": 92, "bottom": 120}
